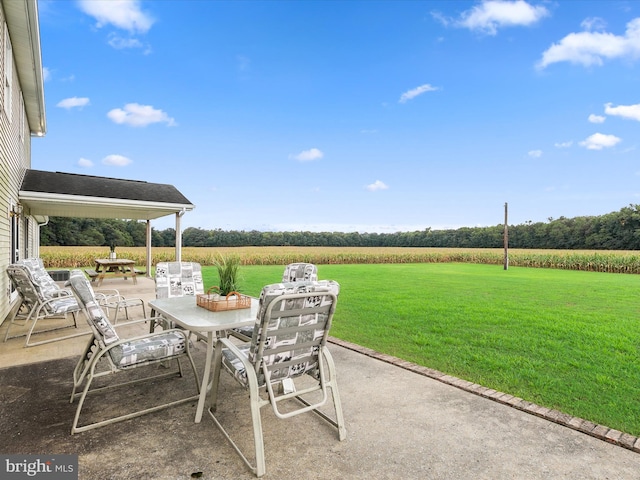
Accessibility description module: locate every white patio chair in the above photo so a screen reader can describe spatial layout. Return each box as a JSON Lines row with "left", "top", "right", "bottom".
{"left": 150, "top": 261, "right": 204, "bottom": 333}
{"left": 67, "top": 270, "right": 200, "bottom": 434}
{"left": 7, "top": 258, "right": 143, "bottom": 338}
{"left": 208, "top": 279, "right": 346, "bottom": 477}
{"left": 4, "top": 263, "right": 85, "bottom": 347}
{"left": 229, "top": 263, "right": 319, "bottom": 342}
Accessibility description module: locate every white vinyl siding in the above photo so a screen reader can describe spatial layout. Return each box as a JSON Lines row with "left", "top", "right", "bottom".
{"left": 3, "top": 22, "right": 11, "bottom": 121}
{"left": 0, "top": 9, "right": 35, "bottom": 322}
{"left": 18, "top": 91, "right": 23, "bottom": 142}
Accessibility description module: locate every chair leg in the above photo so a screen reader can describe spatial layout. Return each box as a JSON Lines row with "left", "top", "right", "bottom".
{"left": 71, "top": 360, "right": 99, "bottom": 434}
{"left": 3, "top": 304, "right": 22, "bottom": 342}
{"left": 113, "top": 299, "right": 146, "bottom": 325}
{"left": 24, "top": 306, "right": 87, "bottom": 348}
{"left": 322, "top": 349, "right": 347, "bottom": 441}
{"left": 207, "top": 346, "right": 267, "bottom": 477}
{"left": 71, "top": 353, "right": 200, "bottom": 434}
{"left": 70, "top": 337, "right": 98, "bottom": 402}
{"left": 249, "top": 386, "right": 266, "bottom": 477}
{"left": 3, "top": 303, "right": 35, "bottom": 342}
{"left": 207, "top": 341, "right": 224, "bottom": 412}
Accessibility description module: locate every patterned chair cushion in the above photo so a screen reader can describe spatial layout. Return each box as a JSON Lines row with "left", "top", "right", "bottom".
{"left": 109, "top": 332, "right": 187, "bottom": 368}
{"left": 68, "top": 270, "right": 188, "bottom": 367}
{"left": 154, "top": 262, "right": 205, "bottom": 330}
{"left": 6, "top": 264, "right": 80, "bottom": 316}
{"left": 220, "top": 343, "right": 252, "bottom": 387}
{"left": 225, "top": 280, "right": 340, "bottom": 386}
{"left": 232, "top": 263, "right": 321, "bottom": 339}
{"left": 6, "top": 264, "right": 42, "bottom": 310}
{"left": 250, "top": 280, "right": 338, "bottom": 377}
{"left": 19, "top": 258, "right": 62, "bottom": 298}
{"left": 47, "top": 296, "right": 81, "bottom": 315}
{"left": 281, "top": 263, "right": 318, "bottom": 283}
{"left": 155, "top": 262, "right": 204, "bottom": 298}
{"left": 68, "top": 270, "right": 119, "bottom": 345}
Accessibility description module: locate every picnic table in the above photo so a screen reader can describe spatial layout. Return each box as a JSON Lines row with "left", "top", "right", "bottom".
{"left": 87, "top": 258, "right": 139, "bottom": 287}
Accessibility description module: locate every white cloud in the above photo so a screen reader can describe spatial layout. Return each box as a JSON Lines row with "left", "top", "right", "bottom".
{"left": 290, "top": 148, "right": 324, "bottom": 162}
{"left": 56, "top": 97, "right": 90, "bottom": 109}
{"left": 588, "top": 114, "right": 606, "bottom": 123}
{"left": 366, "top": 180, "right": 389, "bottom": 192}
{"left": 42, "top": 67, "right": 50, "bottom": 82}
{"left": 554, "top": 141, "right": 573, "bottom": 148}
{"left": 77, "top": 0, "right": 154, "bottom": 34}
{"left": 528, "top": 149, "right": 542, "bottom": 158}
{"left": 107, "top": 103, "right": 176, "bottom": 127}
{"left": 399, "top": 84, "right": 439, "bottom": 103}
{"left": 108, "top": 34, "right": 144, "bottom": 50}
{"left": 581, "top": 17, "right": 607, "bottom": 32}
{"left": 538, "top": 17, "right": 640, "bottom": 69}
{"left": 579, "top": 133, "right": 621, "bottom": 150}
{"left": 78, "top": 157, "right": 93, "bottom": 167}
{"left": 102, "top": 154, "right": 132, "bottom": 166}
{"left": 604, "top": 102, "right": 640, "bottom": 121}
{"left": 456, "top": 0, "right": 549, "bottom": 36}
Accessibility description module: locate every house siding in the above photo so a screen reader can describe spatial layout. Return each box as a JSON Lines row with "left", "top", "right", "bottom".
{"left": 0, "top": 1, "right": 37, "bottom": 325}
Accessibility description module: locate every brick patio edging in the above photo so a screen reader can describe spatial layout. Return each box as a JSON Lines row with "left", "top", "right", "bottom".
{"left": 328, "top": 337, "right": 640, "bottom": 454}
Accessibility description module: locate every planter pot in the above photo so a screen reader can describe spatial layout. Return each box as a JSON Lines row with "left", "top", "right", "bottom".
{"left": 109, "top": 252, "right": 117, "bottom": 260}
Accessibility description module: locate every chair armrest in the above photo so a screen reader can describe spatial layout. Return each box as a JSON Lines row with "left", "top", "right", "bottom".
{"left": 95, "top": 291, "right": 124, "bottom": 303}
{"left": 96, "top": 288, "right": 121, "bottom": 296}
{"left": 51, "top": 290, "right": 73, "bottom": 298}
{"left": 36, "top": 295, "right": 79, "bottom": 309}
{"left": 216, "top": 337, "right": 246, "bottom": 359}
{"left": 215, "top": 337, "right": 260, "bottom": 388}
{"left": 111, "top": 315, "right": 164, "bottom": 329}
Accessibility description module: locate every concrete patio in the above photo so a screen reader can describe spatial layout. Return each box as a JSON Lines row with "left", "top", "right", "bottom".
{"left": 1, "top": 275, "right": 640, "bottom": 479}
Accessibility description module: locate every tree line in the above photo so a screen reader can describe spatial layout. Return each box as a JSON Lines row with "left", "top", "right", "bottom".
{"left": 40, "top": 204, "right": 640, "bottom": 251}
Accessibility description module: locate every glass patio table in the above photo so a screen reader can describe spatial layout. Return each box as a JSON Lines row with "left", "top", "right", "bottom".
{"left": 148, "top": 296, "right": 259, "bottom": 422}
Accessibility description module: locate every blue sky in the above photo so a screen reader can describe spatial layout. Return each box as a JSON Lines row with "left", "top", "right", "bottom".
{"left": 33, "top": 1, "right": 640, "bottom": 233}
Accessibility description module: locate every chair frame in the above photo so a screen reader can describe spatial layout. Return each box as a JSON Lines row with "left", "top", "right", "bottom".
{"left": 4, "top": 263, "right": 85, "bottom": 347}
{"left": 208, "top": 288, "right": 346, "bottom": 477}
{"left": 70, "top": 319, "right": 200, "bottom": 434}
{"left": 68, "top": 271, "right": 201, "bottom": 434}
{"left": 5, "top": 260, "right": 137, "bottom": 347}
{"left": 229, "top": 263, "right": 319, "bottom": 342}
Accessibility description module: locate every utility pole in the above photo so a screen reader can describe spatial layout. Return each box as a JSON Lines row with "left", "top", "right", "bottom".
{"left": 504, "top": 202, "right": 509, "bottom": 270}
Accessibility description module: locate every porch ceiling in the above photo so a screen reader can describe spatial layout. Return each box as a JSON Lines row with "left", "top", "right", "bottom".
{"left": 19, "top": 192, "right": 191, "bottom": 220}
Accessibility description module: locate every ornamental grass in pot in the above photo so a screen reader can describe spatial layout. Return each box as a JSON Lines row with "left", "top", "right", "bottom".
{"left": 213, "top": 254, "right": 241, "bottom": 296}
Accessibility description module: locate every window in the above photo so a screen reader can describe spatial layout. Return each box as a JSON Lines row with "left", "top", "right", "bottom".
{"left": 4, "top": 23, "right": 12, "bottom": 121}
{"left": 22, "top": 216, "right": 29, "bottom": 260}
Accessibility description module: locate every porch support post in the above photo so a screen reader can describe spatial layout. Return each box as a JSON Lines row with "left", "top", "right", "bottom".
{"left": 146, "top": 220, "right": 152, "bottom": 278}
{"left": 175, "top": 210, "right": 184, "bottom": 262}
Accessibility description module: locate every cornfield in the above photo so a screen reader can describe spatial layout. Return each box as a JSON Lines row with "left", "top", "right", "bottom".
{"left": 39, "top": 246, "right": 640, "bottom": 274}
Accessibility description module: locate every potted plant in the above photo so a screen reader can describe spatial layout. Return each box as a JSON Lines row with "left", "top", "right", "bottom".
{"left": 213, "top": 254, "right": 241, "bottom": 296}
{"left": 109, "top": 241, "right": 117, "bottom": 260}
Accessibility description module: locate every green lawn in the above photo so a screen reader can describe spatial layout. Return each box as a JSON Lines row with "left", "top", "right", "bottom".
{"left": 202, "top": 263, "right": 640, "bottom": 436}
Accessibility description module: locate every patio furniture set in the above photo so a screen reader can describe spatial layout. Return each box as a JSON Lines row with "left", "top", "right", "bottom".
{"left": 4, "top": 259, "right": 346, "bottom": 477}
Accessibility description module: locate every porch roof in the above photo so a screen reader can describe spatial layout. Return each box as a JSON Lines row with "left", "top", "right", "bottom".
{"left": 19, "top": 170, "right": 194, "bottom": 220}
